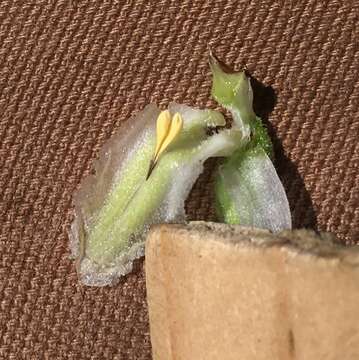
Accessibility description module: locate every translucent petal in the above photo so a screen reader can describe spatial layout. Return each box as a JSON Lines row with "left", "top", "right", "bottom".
{"left": 70, "top": 103, "right": 242, "bottom": 286}
{"left": 216, "top": 148, "right": 292, "bottom": 233}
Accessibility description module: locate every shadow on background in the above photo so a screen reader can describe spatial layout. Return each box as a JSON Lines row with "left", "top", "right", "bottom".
{"left": 250, "top": 76, "right": 318, "bottom": 230}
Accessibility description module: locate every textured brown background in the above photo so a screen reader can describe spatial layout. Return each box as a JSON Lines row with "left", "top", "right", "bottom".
{"left": 0, "top": 0, "right": 358, "bottom": 359}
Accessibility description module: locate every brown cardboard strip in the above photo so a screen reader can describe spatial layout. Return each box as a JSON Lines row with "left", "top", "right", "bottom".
{"left": 146, "top": 222, "right": 359, "bottom": 360}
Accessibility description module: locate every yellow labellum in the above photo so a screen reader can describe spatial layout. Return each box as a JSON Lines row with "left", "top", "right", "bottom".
{"left": 154, "top": 112, "right": 183, "bottom": 162}
{"left": 147, "top": 111, "right": 183, "bottom": 179}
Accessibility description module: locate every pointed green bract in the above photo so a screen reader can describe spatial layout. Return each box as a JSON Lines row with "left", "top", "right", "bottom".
{"left": 211, "top": 54, "right": 291, "bottom": 233}
{"left": 210, "top": 54, "right": 255, "bottom": 137}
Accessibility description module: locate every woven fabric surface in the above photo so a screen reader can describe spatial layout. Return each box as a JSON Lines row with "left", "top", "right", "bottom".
{"left": 0, "top": 0, "right": 358, "bottom": 358}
